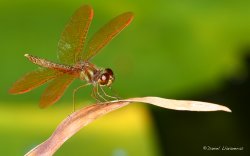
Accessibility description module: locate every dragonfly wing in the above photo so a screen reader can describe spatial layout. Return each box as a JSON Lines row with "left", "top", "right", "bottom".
{"left": 58, "top": 5, "right": 93, "bottom": 64}
{"left": 82, "top": 12, "right": 134, "bottom": 61}
{"left": 9, "top": 68, "right": 59, "bottom": 94}
{"left": 39, "top": 74, "right": 75, "bottom": 108}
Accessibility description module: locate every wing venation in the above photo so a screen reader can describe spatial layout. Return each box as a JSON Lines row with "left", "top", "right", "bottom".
{"left": 39, "top": 74, "right": 75, "bottom": 108}
{"left": 9, "top": 68, "right": 59, "bottom": 94}
{"left": 82, "top": 12, "right": 134, "bottom": 61}
{"left": 58, "top": 5, "right": 93, "bottom": 64}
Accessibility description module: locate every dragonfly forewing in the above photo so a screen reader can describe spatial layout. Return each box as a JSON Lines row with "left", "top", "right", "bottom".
{"left": 58, "top": 5, "right": 93, "bottom": 64}
{"left": 82, "top": 12, "right": 134, "bottom": 61}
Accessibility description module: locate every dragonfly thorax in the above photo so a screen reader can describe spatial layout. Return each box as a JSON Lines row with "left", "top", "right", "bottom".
{"left": 77, "top": 61, "right": 97, "bottom": 82}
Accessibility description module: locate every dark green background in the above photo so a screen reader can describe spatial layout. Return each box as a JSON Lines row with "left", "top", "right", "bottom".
{"left": 0, "top": 0, "right": 249, "bottom": 155}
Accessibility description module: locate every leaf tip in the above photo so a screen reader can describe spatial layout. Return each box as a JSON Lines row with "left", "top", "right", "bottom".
{"left": 223, "top": 107, "right": 232, "bottom": 112}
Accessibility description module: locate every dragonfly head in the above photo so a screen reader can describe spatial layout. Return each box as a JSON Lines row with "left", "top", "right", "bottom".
{"left": 98, "top": 68, "right": 114, "bottom": 87}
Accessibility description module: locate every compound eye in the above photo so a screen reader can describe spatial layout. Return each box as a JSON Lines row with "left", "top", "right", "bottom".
{"left": 98, "top": 73, "right": 109, "bottom": 86}
{"left": 101, "top": 74, "right": 108, "bottom": 81}
{"left": 105, "top": 68, "right": 113, "bottom": 76}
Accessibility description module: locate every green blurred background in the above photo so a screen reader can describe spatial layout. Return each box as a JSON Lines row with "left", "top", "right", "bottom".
{"left": 1, "top": 0, "right": 250, "bottom": 155}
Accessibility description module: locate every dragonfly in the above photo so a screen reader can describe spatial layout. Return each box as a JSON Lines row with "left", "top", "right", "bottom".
{"left": 9, "top": 5, "right": 134, "bottom": 109}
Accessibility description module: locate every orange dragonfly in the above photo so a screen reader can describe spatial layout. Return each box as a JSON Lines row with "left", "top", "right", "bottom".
{"left": 9, "top": 5, "right": 134, "bottom": 109}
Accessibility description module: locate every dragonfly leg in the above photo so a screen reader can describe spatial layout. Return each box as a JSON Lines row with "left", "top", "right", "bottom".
{"left": 100, "top": 86, "right": 119, "bottom": 101}
{"left": 91, "top": 86, "right": 102, "bottom": 103}
{"left": 96, "top": 85, "right": 108, "bottom": 102}
{"left": 73, "top": 83, "right": 90, "bottom": 112}
{"left": 109, "top": 87, "right": 122, "bottom": 100}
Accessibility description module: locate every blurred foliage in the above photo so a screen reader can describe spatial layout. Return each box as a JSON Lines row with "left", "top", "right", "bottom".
{"left": 1, "top": 0, "right": 250, "bottom": 102}
{"left": 0, "top": 103, "right": 160, "bottom": 156}
{"left": 0, "top": 0, "right": 250, "bottom": 155}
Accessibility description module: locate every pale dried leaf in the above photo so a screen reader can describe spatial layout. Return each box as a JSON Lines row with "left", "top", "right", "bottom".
{"left": 121, "top": 96, "right": 231, "bottom": 112}
{"left": 25, "top": 96, "right": 231, "bottom": 155}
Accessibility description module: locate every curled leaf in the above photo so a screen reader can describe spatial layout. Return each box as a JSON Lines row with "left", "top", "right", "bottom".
{"left": 25, "top": 96, "right": 231, "bottom": 155}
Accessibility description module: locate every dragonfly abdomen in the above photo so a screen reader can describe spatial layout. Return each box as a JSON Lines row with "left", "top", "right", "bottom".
{"left": 24, "top": 54, "right": 74, "bottom": 73}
